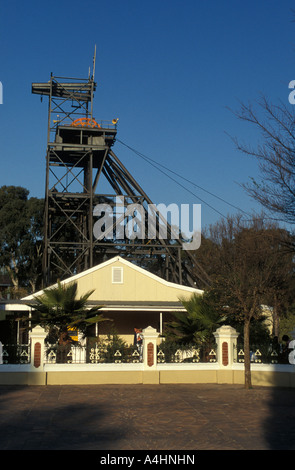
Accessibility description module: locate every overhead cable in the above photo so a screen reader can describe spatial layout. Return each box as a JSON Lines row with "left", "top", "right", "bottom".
{"left": 117, "top": 139, "right": 251, "bottom": 220}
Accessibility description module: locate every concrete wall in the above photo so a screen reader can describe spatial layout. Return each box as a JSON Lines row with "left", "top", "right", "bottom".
{"left": 0, "top": 363, "right": 295, "bottom": 387}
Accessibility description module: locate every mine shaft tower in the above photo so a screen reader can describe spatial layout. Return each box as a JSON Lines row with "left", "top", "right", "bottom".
{"left": 32, "top": 62, "right": 209, "bottom": 289}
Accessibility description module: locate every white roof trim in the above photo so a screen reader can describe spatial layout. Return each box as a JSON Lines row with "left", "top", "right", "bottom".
{"left": 1, "top": 304, "right": 32, "bottom": 311}
{"left": 23, "top": 255, "right": 203, "bottom": 300}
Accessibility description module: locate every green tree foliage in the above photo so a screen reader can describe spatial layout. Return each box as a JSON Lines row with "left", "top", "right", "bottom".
{"left": 165, "top": 292, "right": 226, "bottom": 346}
{"left": 0, "top": 186, "right": 44, "bottom": 294}
{"left": 29, "top": 281, "right": 107, "bottom": 335}
{"left": 25, "top": 281, "right": 110, "bottom": 363}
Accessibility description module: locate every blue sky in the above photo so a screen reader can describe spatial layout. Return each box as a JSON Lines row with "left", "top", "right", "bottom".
{"left": 1, "top": 0, "right": 295, "bottom": 229}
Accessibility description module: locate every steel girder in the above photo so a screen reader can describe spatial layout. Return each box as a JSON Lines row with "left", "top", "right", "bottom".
{"left": 33, "top": 73, "right": 210, "bottom": 288}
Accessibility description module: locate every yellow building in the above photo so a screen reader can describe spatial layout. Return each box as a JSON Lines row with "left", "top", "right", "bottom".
{"left": 23, "top": 256, "right": 203, "bottom": 344}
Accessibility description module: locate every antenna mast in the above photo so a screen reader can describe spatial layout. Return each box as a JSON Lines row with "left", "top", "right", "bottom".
{"left": 92, "top": 45, "right": 96, "bottom": 81}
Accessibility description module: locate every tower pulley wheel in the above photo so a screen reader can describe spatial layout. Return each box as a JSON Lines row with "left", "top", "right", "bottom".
{"left": 71, "top": 117, "right": 100, "bottom": 128}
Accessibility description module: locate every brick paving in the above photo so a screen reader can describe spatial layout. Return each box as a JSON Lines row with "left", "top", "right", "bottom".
{"left": 0, "top": 383, "right": 294, "bottom": 450}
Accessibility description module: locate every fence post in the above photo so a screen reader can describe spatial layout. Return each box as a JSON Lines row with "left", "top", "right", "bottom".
{"left": 30, "top": 325, "right": 47, "bottom": 371}
{"left": 214, "top": 325, "right": 239, "bottom": 368}
{"left": 142, "top": 326, "right": 159, "bottom": 369}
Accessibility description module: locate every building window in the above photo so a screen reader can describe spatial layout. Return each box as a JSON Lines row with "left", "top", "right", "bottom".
{"left": 112, "top": 267, "right": 123, "bottom": 284}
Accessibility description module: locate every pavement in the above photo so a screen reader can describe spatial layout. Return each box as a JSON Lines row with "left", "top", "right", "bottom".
{"left": 0, "top": 383, "right": 294, "bottom": 451}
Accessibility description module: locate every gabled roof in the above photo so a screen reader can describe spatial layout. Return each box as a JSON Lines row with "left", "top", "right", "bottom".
{"left": 23, "top": 256, "right": 202, "bottom": 305}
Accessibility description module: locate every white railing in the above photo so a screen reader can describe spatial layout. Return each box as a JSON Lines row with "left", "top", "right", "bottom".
{"left": 0, "top": 325, "right": 295, "bottom": 383}
{"left": 0, "top": 343, "right": 30, "bottom": 364}
{"left": 156, "top": 346, "right": 217, "bottom": 364}
{"left": 43, "top": 344, "right": 143, "bottom": 364}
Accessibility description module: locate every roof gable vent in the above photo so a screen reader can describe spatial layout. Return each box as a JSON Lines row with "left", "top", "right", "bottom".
{"left": 112, "top": 267, "right": 123, "bottom": 284}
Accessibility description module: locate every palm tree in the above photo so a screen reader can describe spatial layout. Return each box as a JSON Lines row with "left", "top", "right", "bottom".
{"left": 165, "top": 292, "right": 226, "bottom": 348}
{"left": 28, "top": 281, "right": 109, "bottom": 362}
